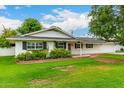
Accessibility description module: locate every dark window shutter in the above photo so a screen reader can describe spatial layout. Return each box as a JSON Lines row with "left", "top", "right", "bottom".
{"left": 75, "top": 43, "right": 76, "bottom": 48}
{"left": 55, "top": 41, "right": 58, "bottom": 48}
{"left": 23, "top": 42, "right": 27, "bottom": 50}
{"left": 64, "top": 42, "right": 66, "bottom": 49}
{"left": 43, "top": 42, "right": 47, "bottom": 49}
{"left": 81, "top": 43, "right": 83, "bottom": 48}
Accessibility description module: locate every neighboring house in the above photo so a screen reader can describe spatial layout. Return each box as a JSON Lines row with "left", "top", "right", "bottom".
{"left": 7, "top": 26, "right": 124, "bottom": 56}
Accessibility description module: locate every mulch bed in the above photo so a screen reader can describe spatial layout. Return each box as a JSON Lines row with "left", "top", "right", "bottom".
{"left": 17, "top": 58, "right": 74, "bottom": 64}
{"left": 17, "top": 54, "right": 92, "bottom": 64}
{"left": 17, "top": 57, "right": 87, "bottom": 64}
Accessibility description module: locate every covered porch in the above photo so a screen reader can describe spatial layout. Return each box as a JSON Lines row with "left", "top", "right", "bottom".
{"left": 47, "top": 41, "right": 83, "bottom": 55}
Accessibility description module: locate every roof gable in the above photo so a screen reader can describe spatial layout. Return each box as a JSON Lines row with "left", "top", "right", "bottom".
{"left": 22, "top": 26, "right": 75, "bottom": 39}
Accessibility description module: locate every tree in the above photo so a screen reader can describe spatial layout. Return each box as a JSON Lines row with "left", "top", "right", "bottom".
{"left": 89, "top": 5, "right": 116, "bottom": 41}
{"left": 17, "top": 18, "right": 42, "bottom": 34}
{"left": 115, "top": 6, "right": 124, "bottom": 43}
{"left": 0, "top": 28, "right": 17, "bottom": 48}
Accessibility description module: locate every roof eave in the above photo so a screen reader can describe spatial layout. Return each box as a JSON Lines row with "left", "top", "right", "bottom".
{"left": 7, "top": 38, "right": 79, "bottom": 42}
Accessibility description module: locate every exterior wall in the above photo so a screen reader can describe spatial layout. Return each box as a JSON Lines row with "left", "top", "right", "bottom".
{"left": 82, "top": 43, "right": 116, "bottom": 54}
{"left": 71, "top": 42, "right": 118, "bottom": 55}
{"left": 0, "top": 47, "right": 15, "bottom": 56}
{"left": 14, "top": 41, "right": 124, "bottom": 56}
{"left": 15, "top": 41, "right": 56, "bottom": 56}
{"left": 31, "top": 30, "right": 71, "bottom": 38}
{"left": 71, "top": 43, "right": 81, "bottom": 55}
{"left": 15, "top": 41, "right": 26, "bottom": 56}
{"left": 47, "top": 42, "right": 55, "bottom": 52}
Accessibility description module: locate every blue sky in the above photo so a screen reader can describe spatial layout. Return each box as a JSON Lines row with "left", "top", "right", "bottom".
{"left": 0, "top": 5, "right": 91, "bottom": 37}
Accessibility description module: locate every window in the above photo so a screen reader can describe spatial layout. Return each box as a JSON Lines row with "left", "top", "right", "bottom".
{"left": 57, "top": 42, "right": 65, "bottom": 49}
{"left": 36, "top": 42, "right": 43, "bottom": 49}
{"left": 27, "top": 42, "right": 43, "bottom": 50}
{"left": 27, "top": 42, "right": 35, "bottom": 50}
{"left": 86, "top": 44, "right": 93, "bottom": 48}
{"left": 75, "top": 42, "right": 81, "bottom": 48}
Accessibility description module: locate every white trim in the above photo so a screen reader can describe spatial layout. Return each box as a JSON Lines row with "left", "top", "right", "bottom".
{"left": 7, "top": 38, "right": 78, "bottom": 42}
{"left": 26, "top": 42, "right": 44, "bottom": 50}
{"left": 21, "top": 27, "right": 75, "bottom": 39}
{"left": 80, "top": 42, "right": 82, "bottom": 55}
{"left": 56, "top": 42, "right": 65, "bottom": 49}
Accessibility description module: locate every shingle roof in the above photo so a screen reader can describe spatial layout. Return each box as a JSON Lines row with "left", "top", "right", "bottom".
{"left": 7, "top": 36, "right": 78, "bottom": 41}
{"left": 7, "top": 36, "right": 107, "bottom": 43}
{"left": 77, "top": 37, "right": 106, "bottom": 43}
{"left": 7, "top": 26, "right": 107, "bottom": 43}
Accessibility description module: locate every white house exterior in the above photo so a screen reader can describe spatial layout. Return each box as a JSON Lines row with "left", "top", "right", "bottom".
{"left": 7, "top": 26, "right": 124, "bottom": 56}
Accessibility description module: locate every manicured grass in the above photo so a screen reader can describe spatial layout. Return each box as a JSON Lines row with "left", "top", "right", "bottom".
{"left": 0, "top": 54, "right": 124, "bottom": 87}
{"left": 98, "top": 53, "right": 124, "bottom": 60}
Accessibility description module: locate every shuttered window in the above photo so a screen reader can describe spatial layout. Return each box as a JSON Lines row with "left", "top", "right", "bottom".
{"left": 55, "top": 42, "right": 66, "bottom": 49}
{"left": 23, "top": 42, "right": 27, "bottom": 50}
{"left": 36, "top": 42, "right": 43, "bottom": 49}
{"left": 75, "top": 42, "right": 82, "bottom": 48}
{"left": 27, "top": 42, "right": 35, "bottom": 50}
{"left": 25, "top": 42, "right": 46, "bottom": 50}
{"left": 86, "top": 44, "right": 93, "bottom": 48}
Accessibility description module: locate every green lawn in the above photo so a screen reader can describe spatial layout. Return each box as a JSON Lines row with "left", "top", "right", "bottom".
{"left": 98, "top": 53, "right": 124, "bottom": 60}
{"left": 1, "top": 54, "right": 124, "bottom": 88}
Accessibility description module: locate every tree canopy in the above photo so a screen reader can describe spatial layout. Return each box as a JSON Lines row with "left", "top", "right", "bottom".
{"left": 89, "top": 5, "right": 124, "bottom": 43}
{"left": 89, "top": 5, "right": 116, "bottom": 41}
{"left": 17, "top": 18, "right": 42, "bottom": 34}
{"left": 0, "top": 28, "right": 17, "bottom": 48}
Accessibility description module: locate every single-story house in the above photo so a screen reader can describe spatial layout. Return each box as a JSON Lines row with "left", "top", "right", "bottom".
{"left": 7, "top": 26, "right": 124, "bottom": 56}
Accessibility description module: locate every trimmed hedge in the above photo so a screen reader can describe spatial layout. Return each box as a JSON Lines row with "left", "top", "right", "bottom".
{"left": 16, "top": 49, "right": 48, "bottom": 61}
{"left": 31, "top": 49, "right": 48, "bottom": 60}
{"left": 16, "top": 48, "right": 71, "bottom": 61}
{"left": 49, "top": 48, "right": 71, "bottom": 58}
{"left": 16, "top": 51, "right": 34, "bottom": 62}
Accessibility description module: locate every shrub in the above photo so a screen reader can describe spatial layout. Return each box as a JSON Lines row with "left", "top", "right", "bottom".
{"left": 16, "top": 49, "right": 71, "bottom": 61}
{"left": 16, "top": 49, "right": 48, "bottom": 61}
{"left": 31, "top": 49, "right": 48, "bottom": 59}
{"left": 16, "top": 51, "right": 34, "bottom": 62}
{"left": 49, "top": 48, "right": 71, "bottom": 58}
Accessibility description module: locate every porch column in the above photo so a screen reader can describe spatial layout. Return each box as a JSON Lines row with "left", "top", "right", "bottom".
{"left": 66, "top": 42, "right": 68, "bottom": 50}
{"left": 80, "top": 42, "right": 82, "bottom": 55}
{"left": 47, "top": 42, "right": 55, "bottom": 53}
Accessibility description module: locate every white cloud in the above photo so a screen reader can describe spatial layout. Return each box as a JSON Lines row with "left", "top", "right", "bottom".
{"left": 53, "top": 9, "right": 80, "bottom": 20}
{"left": 14, "top": 6, "right": 31, "bottom": 10}
{"left": 15, "top": 6, "right": 21, "bottom": 10}
{"left": 43, "top": 9, "right": 90, "bottom": 34}
{"left": 0, "top": 16, "right": 22, "bottom": 33}
{"left": 43, "top": 14, "right": 57, "bottom": 21}
{"left": 0, "top": 5, "right": 6, "bottom": 10}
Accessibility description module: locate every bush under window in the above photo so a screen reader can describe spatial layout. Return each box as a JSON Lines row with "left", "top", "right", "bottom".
{"left": 16, "top": 49, "right": 48, "bottom": 61}
{"left": 31, "top": 49, "right": 48, "bottom": 59}
{"left": 16, "top": 48, "right": 71, "bottom": 61}
{"left": 49, "top": 48, "right": 71, "bottom": 58}
{"left": 16, "top": 51, "right": 34, "bottom": 62}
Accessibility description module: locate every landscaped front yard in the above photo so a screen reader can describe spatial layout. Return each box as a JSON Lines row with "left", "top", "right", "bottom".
{"left": 1, "top": 54, "right": 124, "bottom": 88}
